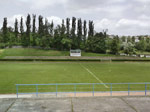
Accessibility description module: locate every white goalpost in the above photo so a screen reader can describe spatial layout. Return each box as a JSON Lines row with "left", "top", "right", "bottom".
{"left": 100, "top": 58, "right": 112, "bottom": 62}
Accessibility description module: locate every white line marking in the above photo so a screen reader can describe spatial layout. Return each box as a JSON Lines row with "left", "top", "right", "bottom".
{"left": 80, "top": 64, "right": 108, "bottom": 88}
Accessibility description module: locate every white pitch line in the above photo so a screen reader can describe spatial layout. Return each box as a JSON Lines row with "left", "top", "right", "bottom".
{"left": 80, "top": 64, "right": 108, "bottom": 88}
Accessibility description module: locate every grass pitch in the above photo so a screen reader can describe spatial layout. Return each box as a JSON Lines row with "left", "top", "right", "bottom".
{"left": 0, "top": 62, "right": 150, "bottom": 94}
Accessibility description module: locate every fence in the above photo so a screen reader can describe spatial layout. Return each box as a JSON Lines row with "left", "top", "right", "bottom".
{"left": 16, "top": 82, "right": 150, "bottom": 98}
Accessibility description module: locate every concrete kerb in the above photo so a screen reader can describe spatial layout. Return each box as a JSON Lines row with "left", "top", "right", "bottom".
{"left": 0, "top": 91, "right": 150, "bottom": 99}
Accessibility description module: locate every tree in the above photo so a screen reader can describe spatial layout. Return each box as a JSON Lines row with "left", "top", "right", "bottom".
{"left": 71, "top": 17, "right": 76, "bottom": 38}
{"left": 41, "top": 18, "right": 50, "bottom": 48}
{"left": 14, "top": 18, "right": 19, "bottom": 43}
{"left": 88, "top": 20, "right": 94, "bottom": 38}
{"left": 83, "top": 20, "right": 87, "bottom": 44}
{"left": 61, "top": 19, "right": 66, "bottom": 35}
{"left": 44, "top": 18, "right": 49, "bottom": 35}
{"left": 70, "top": 17, "right": 77, "bottom": 49}
{"left": 49, "top": 21, "right": 54, "bottom": 37}
{"left": 32, "top": 14, "right": 36, "bottom": 33}
{"left": 32, "top": 14, "right": 36, "bottom": 46}
{"left": 48, "top": 21, "right": 54, "bottom": 48}
{"left": 110, "top": 36, "right": 120, "bottom": 54}
{"left": 127, "top": 36, "right": 132, "bottom": 43}
{"left": 131, "top": 36, "right": 135, "bottom": 43}
{"left": 135, "top": 39, "right": 146, "bottom": 51}
{"left": 38, "top": 15, "right": 44, "bottom": 37}
{"left": 2, "top": 18, "right": 8, "bottom": 43}
{"left": 20, "top": 17, "right": 24, "bottom": 44}
{"left": 25, "top": 14, "right": 31, "bottom": 46}
{"left": 53, "top": 25, "right": 62, "bottom": 50}
{"left": 86, "top": 32, "right": 107, "bottom": 53}
{"left": 77, "top": 18, "right": 82, "bottom": 48}
{"left": 123, "top": 42, "right": 135, "bottom": 54}
{"left": 66, "top": 18, "right": 70, "bottom": 38}
{"left": 121, "top": 36, "right": 126, "bottom": 42}
{"left": 61, "top": 38, "right": 72, "bottom": 50}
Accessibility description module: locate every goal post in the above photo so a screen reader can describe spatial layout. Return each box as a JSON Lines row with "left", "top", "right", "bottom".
{"left": 100, "top": 58, "right": 112, "bottom": 62}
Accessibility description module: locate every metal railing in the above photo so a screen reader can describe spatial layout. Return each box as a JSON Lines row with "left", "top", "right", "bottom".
{"left": 16, "top": 82, "right": 150, "bottom": 98}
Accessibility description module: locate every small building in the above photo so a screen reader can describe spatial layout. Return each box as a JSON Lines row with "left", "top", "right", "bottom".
{"left": 70, "top": 49, "right": 81, "bottom": 57}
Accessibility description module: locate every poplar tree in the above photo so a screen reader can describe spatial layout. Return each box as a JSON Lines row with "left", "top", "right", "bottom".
{"left": 83, "top": 20, "right": 87, "bottom": 44}
{"left": 38, "top": 15, "right": 44, "bottom": 37}
{"left": 20, "top": 17, "right": 24, "bottom": 34}
{"left": 71, "top": 17, "right": 77, "bottom": 48}
{"left": 61, "top": 19, "right": 66, "bottom": 35}
{"left": 32, "top": 14, "right": 36, "bottom": 45}
{"left": 88, "top": 20, "right": 94, "bottom": 38}
{"left": 14, "top": 18, "right": 18, "bottom": 42}
{"left": 32, "top": 14, "right": 36, "bottom": 33}
{"left": 44, "top": 18, "right": 49, "bottom": 35}
{"left": 25, "top": 14, "right": 31, "bottom": 46}
{"left": 42, "top": 18, "right": 50, "bottom": 48}
{"left": 2, "top": 18, "right": 8, "bottom": 43}
{"left": 20, "top": 17, "right": 24, "bottom": 43}
{"left": 71, "top": 17, "right": 76, "bottom": 38}
{"left": 77, "top": 18, "right": 82, "bottom": 48}
{"left": 66, "top": 18, "right": 70, "bottom": 38}
{"left": 49, "top": 21, "right": 54, "bottom": 37}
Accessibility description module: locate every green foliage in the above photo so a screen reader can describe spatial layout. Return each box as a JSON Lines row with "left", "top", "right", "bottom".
{"left": 121, "top": 36, "right": 126, "bottom": 42}
{"left": 66, "top": 18, "right": 70, "bottom": 38}
{"left": 61, "top": 38, "right": 72, "bottom": 50}
{"left": 135, "top": 39, "right": 146, "bottom": 51}
{"left": 0, "top": 43, "right": 6, "bottom": 48}
{"left": 146, "top": 38, "right": 150, "bottom": 52}
{"left": 2, "top": 18, "right": 9, "bottom": 43}
{"left": 1, "top": 14, "right": 150, "bottom": 55}
{"left": 110, "top": 36, "right": 120, "bottom": 54}
{"left": 41, "top": 36, "right": 50, "bottom": 48}
{"left": 83, "top": 20, "right": 87, "bottom": 44}
{"left": 123, "top": 42, "right": 136, "bottom": 55}
{"left": 14, "top": 19, "right": 19, "bottom": 42}
{"left": 25, "top": 14, "right": 31, "bottom": 46}
{"left": 146, "top": 43, "right": 150, "bottom": 52}
{"left": 86, "top": 32, "right": 107, "bottom": 53}
{"left": 88, "top": 20, "right": 94, "bottom": 38}
{"left": 77, "top": 18, "right": 82, "bottom": 48}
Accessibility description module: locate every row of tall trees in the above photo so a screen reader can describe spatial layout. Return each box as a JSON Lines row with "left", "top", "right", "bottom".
{"left": 0, "top": 14, "right": 150, "bottom": 55}
{"left": 0, "top": 14, "right": 97, "bottom": 51}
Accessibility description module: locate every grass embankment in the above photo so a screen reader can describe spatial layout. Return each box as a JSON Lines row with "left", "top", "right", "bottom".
{"left": 0, "top": 62, "right": 150, "bottom": 94}
{"left": 0, "top": 48, "right": 115, "bottom": 58}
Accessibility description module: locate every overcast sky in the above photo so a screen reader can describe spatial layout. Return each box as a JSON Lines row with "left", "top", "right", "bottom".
{"left": 0, "top": 0, "right": 150, "bottom": 36}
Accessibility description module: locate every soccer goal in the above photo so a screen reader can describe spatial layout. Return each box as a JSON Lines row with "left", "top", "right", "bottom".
{"left": 70, "top": 49, "right": 81, "bottom": 57}
{"left": 100, "top": 58, "right": 112, "bottom": 62}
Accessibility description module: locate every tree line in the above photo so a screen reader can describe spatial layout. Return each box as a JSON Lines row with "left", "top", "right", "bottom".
{"left": 0, "top": 14, "right": 150, "bottom": 55}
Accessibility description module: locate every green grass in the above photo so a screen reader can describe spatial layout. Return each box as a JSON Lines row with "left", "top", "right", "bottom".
{"left": 0, "top": 62, "right": 150, "bottom": 94}
{"left": 0, "top": 48, "right": 69, "bottom": 58}
{"left": 0, "top": 48, "right": 115, "bottom": 58}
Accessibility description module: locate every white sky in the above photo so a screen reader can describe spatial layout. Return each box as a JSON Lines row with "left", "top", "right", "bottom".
{"left": 0, "top": 0, "right": 150, "bottom": 36}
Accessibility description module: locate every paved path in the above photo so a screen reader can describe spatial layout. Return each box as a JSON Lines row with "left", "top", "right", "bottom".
{"left": 0, "top": 96, "right": 150, "bottom": 112}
